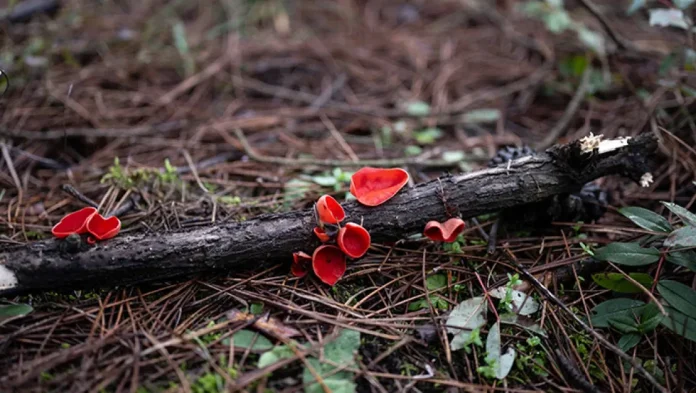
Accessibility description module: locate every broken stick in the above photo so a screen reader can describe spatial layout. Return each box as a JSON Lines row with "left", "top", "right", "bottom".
{"left": 0, "top": 134, "right": 657, "bottom": 295}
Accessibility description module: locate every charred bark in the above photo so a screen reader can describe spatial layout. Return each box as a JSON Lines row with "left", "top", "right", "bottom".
{"left": 0, "top": 134, "right": 657, "bottom": 295}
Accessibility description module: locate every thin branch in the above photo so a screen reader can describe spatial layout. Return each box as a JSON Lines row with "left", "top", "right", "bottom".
{"left": 536, "top": 65, "right": 591, "bottom": 150}
{"left": 234, "top": 128, "right": 485, "bottom": 168}
{"left": 501, "top": 248, "right": 668, "bottom": 393}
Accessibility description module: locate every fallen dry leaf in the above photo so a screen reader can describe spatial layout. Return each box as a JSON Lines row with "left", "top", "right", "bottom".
{"left": 227, "top": 309, "right": 301, "bottom": 339}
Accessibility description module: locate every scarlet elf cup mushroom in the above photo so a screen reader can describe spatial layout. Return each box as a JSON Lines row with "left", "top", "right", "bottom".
{"left": 52, "top": 207, "right": 122, "bottom": 243}
{"left": 349, "top": 167, "right": 409, "bottom": 206}
{"left": 51, "top": 207, "right": 98, "bottom": 238}
{"left": 292, "top": 167, "right": 410, "bottom": 286}
{"left": 291, "top": 251, "right": 312, "bottom": 278}
{"left": 312, "top": 245, "right": 347, "bottom": 286}
{"left": 337, "top": 222, "right": 371, "bottom": 258}
{"left": 423, "top": 218, "right": 466, "bottom": 243}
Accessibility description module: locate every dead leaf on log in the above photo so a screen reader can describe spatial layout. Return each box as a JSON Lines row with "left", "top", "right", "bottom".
{"left": 227, "top": 309, "right": 301, "bottom": 339}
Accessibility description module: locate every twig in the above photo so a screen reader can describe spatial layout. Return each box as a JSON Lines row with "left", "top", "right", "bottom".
{"left": 607, "top": 261, "right": 667, "bottom": 316}
{"left": 576, "top": 0, "right": 643, "bottom": 53}
{"left": 536, "top": 65, "right": 591, "bottom": 150}
{"left": 0, "top": 121, "right": 187, "bottom": 140}
{"left": 500, "top": 248, "right": 668, "bottom": 393}
{"left": 0, "top": 143, "right": 23, "bottom": 206}
{"left": 234, "top": 128, "right": 485, "bottom": 168}
{"left": 61, "top": 185, "right": 99, "bottom": 209}
{"left": 554, "top": 349, "right": 603, "bottom": 393}
{"left": 2, "top": 0, "right": 59, "bottom": 23}
{"left": 486, "top": 218, "right": 500, "bottom": 255}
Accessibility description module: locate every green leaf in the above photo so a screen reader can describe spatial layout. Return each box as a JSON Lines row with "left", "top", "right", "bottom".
{"left": 664, "top": 226, "right": 696, "bottom": 248}
{"left": 310, "top": 175, "right": 337, "bottom": 187}
{"left": 638, "top": 303, "right": 664, "bottom": 333}
{"left": 666, "top": 251, "right": 696, "bottom": 272}
{"left": 283, "top": 179, "right": 312, "bottom": 209}
{"left": 608, "top": 315, "right": 640, "bottom": 334}
{"left": 0, "top": 303, "right": 33, "bottom": 320}
{"left": 426, "top": 274, "right": 447, "bottom": 291}
{"left": 404, "top": 100, "right": 431, "bottom": 117}
{"left": 408, "top": 299, "right": 428, "bottom": 311}
{"left": 324, "top": 329, "right": 360, "bottom": 366}
{"left": 414, "top": 127, "right": 443, "bottom": 145}
{"left": 462, "top": 109, "right": 501, "bottom": 124}
{"left": 618, "top": 333, "right": 641, "bottom": 352}
{"left": 674, "top": 0, "right": 696, "bottom": 9}
{"left": 249, "top": 302, "right": 264, "bottom": 315}
{"left": 442, "top": 151, "right": 466, "bottom": 163}
{"left": 627, "top": 0, "right": 646, "bottom": 14}
{"left": 590, "top": 298, "right": 645, "bottom": 328}
{"left": 447, "top": 296, "right": 488, "bottom": 351}
{"left": 258, "top": 343, "right": 301, "bottom": 368}
{"left": 619, "top": 206, "right": 672, "bottom": 233}
{"left": 661, "top": 306, "right": 696, "bottom": 342}
{"left": 544, "top": 9, "right": 572, "bottom": 33}
{"left": 649, "top": 8, "right": 689, "bottom": 29}
{"left": 499, "top": 313, "right": 546, "bottom": 337}
{"left": 303, "top": 329, "right": 359, "bottom": 393}
{"left": 404, "top": 145, "right": 422, "bottom": 156}
{"left": 488, "top": 287, "right": 539, "bottom": 316}
{"left": 593, "top": 242, "right": 661, "bottom": 266}
{"left": 657, "top": 280, "right": 696, "bottom": 317}
{"left": 592, "top": 272, "right": 652, "bottom": 293}
{"left": 223, "top": 330, "right": 273, "bottom": 352}
{"left": 576, "top": 27, "right": 605, "bottom": 56}
{"left": 662, "top": 202, "right": 696, "bottom": 227}
{"left": 484, "top": 322, "right": 516, "bottom": 379}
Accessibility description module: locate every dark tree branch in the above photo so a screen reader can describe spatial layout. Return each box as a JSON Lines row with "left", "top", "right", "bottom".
{"left": 0, "top": 134, "right": 657, "bottom": 295}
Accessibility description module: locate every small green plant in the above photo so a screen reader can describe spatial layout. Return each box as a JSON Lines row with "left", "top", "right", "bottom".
{"left": 442, "top": 234, "right": 465, "bottom": 253}
{"left": 499, "top": 273, "right": 523, "bottom": 312}
{"left": 589, "top": 203, "right": 696, "bottom": 344}
{"left": 307, "top": 168, "right": 353, "bottom": 192}
{"left": 101, "top": 157, "right": 181, "bottom": 189}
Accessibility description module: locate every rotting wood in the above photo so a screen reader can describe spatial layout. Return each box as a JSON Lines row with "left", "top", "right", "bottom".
{"left": 0, "top": 133, "right": 657, "bottom": 295}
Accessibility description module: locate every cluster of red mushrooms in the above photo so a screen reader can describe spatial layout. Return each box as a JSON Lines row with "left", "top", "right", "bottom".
{"left": 51, "top": 206, "right": 121, "bottom": 244}
{"left": 292, "top": 167, "right": 467, "bottom": 286}
{"left": 50, "top": 168, "right": 465, "bottom": 284}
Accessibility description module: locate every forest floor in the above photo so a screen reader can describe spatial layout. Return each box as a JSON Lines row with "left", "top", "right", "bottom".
{"left": 1, "top": 1, "right": 696, "bottom": 392}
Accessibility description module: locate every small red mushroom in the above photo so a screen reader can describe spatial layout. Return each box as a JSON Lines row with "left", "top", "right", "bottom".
{"left": 312, "top": 245, "right": 347, "bottom": 286}
{"left": 52, "top": 207, "right": 98, "bottom": 238}
{"left": 86, "top": 213, "right": 121, "bottom": 241}
{"left": 350, "top": 167, "right": 409, "bottom": 206}
{"left": 423, "top": 218, "right": 466, "bottom": 243}
{"left": 315, "top": 194, "right": 345, "bottom": 225}
{"left": 291, "top": 251, "right": 312, "bottom": 278}
{"left": 337, "top": 222, "right": 371, "bottom": 259}
{"left": 313, "top": 227, "right": 331, "bottom": 242}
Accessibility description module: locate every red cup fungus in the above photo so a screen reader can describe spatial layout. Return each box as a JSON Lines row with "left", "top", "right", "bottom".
{"left": 312, "top": 245, "right": 347, "bottom": 286}
{"left": 337, "top": 222, "right": 371, "bottom": 259}
{"left": 423, "top": 218, "right": 466, "bottom": 243}
{"left": 349, "top": 167, "right": 409, "bottom": 206}
{"left": 291, "top": 251, "right": 312, "bottom": 278}
{"left": 315, "top": 194, "right": 345, "bottom": 225}
{"left": 86, "top": 213, "right": 122, "bottom": 241}
{"left": 51, "top": 207, "right": 98, "bottom": 238}
{"left": 313, "top": 227, "right": 331, "bottom": 242}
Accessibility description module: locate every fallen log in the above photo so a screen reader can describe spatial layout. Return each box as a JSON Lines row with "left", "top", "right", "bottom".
{"left": 0, "top": 133, "right": 657, "bottom": 295}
